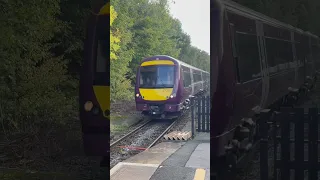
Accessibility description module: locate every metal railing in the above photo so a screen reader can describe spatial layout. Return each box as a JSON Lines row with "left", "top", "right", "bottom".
{"left": 190, "top": 96, "right": 210, "bottom": 136}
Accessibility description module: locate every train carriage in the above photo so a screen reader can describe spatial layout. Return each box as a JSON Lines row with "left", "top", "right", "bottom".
{"left": 211, "top": 0, "right": 320, "bottom": 176}
{"left": 135, "top": 55, "right": 209, "bottom": 119}
{"left": 79, "top": 2, "right": 110, "bottom": 157}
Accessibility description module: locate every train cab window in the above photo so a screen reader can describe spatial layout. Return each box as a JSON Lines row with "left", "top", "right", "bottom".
{"left": 96, "top": 40, "right": 108, "bottom": 72}
{"left": 93, "top": 14, "right": 109, "bottom": 85}
{"left": 139, "top": 65, "right": 174, "bottom": 88}
{"left": 235, "top": 33, "right": 261, "bottom": 82}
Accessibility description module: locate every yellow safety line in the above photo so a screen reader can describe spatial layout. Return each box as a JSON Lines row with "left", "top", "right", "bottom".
{"left": 193, "top": 168, "right": 206, "bottom": 180}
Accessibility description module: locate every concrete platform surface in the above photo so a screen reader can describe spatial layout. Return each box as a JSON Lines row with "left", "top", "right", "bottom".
{"left": 160, "top": 141, "right": 199, "bottom": 167}
{"left": 150, "top": 133, "right": 210, "bottom": 180}
{"left": 110, "top": 162, "right": 158, "bottom": 180}
{"left": 185, "top": 143, "right": 210, "bottom": 169}
{"left": 193, "top": 132, "right": 210, "bottom": 142}
{"left": 124, "top": 142, "right": 185, "bottom": 164}
{"left": 149, "top": 166, "right": 196, "bottom": 180}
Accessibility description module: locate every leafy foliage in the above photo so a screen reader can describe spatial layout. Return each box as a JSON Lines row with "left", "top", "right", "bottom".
{"left": 111, "top": 0, "right": 210, "bottom": 101}
{"left": 0, "top": 0, "right": 73, "bottom": 133}
{"left": 110, "top": 5, "right": 121, "bottom": 60}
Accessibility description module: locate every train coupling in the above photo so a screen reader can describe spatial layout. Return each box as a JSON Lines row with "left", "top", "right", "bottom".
{"left": 161, "top": 114, "right": 166, "bottom": 119}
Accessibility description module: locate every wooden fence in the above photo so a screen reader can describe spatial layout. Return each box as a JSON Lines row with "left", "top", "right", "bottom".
{"left": 259, "top": 108, "right": 320, "bottom": 180}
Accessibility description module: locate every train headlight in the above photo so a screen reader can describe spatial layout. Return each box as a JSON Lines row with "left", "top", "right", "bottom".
{"left": 170, "top": 93, "right": 176, "bottom": 98}
{"left": 136, "top": 93, "right": 140, "bottom": 97}
{"left": 84, "top": 101, "right": 93, "bottom": 111}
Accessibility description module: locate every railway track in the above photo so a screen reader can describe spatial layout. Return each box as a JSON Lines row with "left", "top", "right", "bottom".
{"left": 110, "top": 119, "right": 177, "bottom": 169}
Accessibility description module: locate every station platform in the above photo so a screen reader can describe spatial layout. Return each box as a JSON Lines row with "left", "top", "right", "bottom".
{"left": 110, "top": 133, "right": 210, "bottom": 180}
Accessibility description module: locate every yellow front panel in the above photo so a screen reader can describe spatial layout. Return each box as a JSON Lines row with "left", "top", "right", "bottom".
{"left": 93, "top": 86, "right": 110, "bottom": 118}
{"left": 98, "top": 2, "right": 110, "bottom": 15}
{"left": 139, "top": 88, "right": 173, "bottom": 101}
{"left": 141, "top": 60, "right": 174, "bottom": 66}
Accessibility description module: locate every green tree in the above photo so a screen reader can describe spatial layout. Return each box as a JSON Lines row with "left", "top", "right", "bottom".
{"left": 110, "top": 0, "right": 135, "bottom": 101}
{"left": 0, "top": 0, "right": 73, "bottom": 132}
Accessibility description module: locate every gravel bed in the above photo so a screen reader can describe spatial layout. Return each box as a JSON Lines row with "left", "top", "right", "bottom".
{"left": 156, "top": 110, "right": 192, "bottom": 144}
{"left": 110, "top": 120, "right": 173, "bottom": 169}
{"left": 110, "top": 115, "right": 148, "bottom": 144}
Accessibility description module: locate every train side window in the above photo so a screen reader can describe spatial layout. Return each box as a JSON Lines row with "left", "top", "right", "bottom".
{"left": 182, "top": 66, "right": 191, "bottom": 87}
{"left": 311, "top": 44, "right": 320, "bottom": 70}
{"left": 193, "top": 72, "right": 201, "bottom": 83}
{"left": 235, "top": 32, "right": 261, "bottom": 82}
{"left": 192, "top": 72, "right": 197, "bottom": 83}
{"left": 183, "top": 71, "right": 191, "bottom": 87}
{"left": 265, "top": 38, "right": 293, "bottom": 73}
{"left": 229, "top": 23, "right": 241, "bottom": 83}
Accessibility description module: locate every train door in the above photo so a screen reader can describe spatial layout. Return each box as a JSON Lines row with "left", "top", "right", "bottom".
{"left": 190, "top": 69, "right": 195, "bottom": 95}
{"left": 181, "top": 65, "right": 192, "bottom": 99}
{"left": 256, "top": 21, "right": 269, "bottom": 108}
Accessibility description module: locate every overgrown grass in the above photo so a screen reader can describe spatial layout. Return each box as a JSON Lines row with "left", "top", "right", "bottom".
{"left": 110, "top": 114, "right": 130, "bottom": 121}
{"left": 110, "top": 124, "right": 129, "bottom": 132}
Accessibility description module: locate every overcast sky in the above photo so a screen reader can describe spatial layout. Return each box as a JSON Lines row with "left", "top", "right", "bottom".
{"left": 168, "top": 0, "right": 210, "bottom": 54}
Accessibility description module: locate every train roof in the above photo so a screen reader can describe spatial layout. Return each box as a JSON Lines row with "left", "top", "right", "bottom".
{"left": 221, "top": 0, "right": 319, "bottom": 39}
{"left": 142, "top": 55, "right": 209, "bottom": 74}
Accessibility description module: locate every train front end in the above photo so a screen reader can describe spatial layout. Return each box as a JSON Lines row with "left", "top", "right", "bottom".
{"left": 79, "top": 2, "right": 109, "bottom": 156}
{"left": 135, "top": 56, "right": 181, "bottom": 119}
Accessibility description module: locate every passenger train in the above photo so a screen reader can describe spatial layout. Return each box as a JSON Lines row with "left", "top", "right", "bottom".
{"left": 211, "top": 0, "right": 320, "bottom": 176}
{"left": 135, "top": 55, "right": 210, "bottom": 119}
{"left": 79, "top": 1, "right": 109, "bottom": 159}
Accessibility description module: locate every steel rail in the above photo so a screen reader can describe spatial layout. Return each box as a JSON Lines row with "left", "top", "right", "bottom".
{"left": 110, "top": 120, "right": 151, "bottom": 147}
{"left": 145, "top": 120, "right": 177, "bottom": 150}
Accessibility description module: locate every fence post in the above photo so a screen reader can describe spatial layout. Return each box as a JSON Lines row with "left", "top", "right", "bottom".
{"left": 308, "top": 108, "right": 318, "bottom": 180}
{"left": 294, "top": 108, "right": 304, "bottom": 180}
{"left": 191, "top": 96, "right": 195, "bottom": 137}
{"left": 260, "top": 109, "right": 270, "bottom": 180}
{"left": 279, "top": 109, "right": 290, "bottom": 180}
